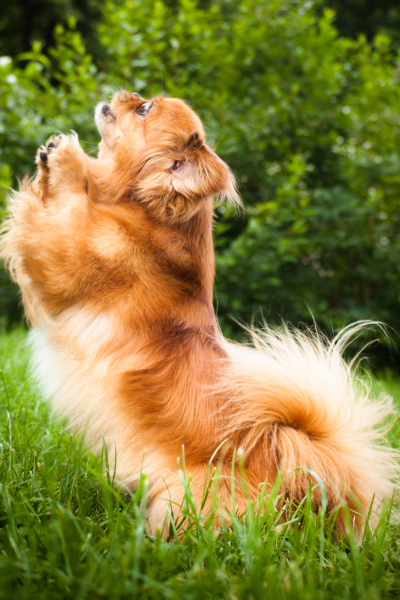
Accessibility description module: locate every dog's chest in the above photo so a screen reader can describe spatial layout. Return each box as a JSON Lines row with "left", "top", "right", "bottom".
{"left": 28, "top": 308, "right": 119, "bottom": 433}
{"left": 28, "top": 308, "right": 167, "bottom": 485}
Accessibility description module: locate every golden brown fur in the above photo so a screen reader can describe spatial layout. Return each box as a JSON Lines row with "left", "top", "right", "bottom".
{"left": 1, "top": 91, "right": 398, "bottom": 537}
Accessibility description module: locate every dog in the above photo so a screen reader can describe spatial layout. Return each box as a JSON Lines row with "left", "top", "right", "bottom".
{"left": 1, "top": 91, "right": 398, "bottom": 537}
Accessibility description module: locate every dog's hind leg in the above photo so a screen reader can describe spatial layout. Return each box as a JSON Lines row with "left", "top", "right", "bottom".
{"left": 145, "top": 460, "right": 253, "bottom": 540}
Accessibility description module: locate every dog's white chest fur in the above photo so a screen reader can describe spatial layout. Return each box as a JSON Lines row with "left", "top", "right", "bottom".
{"left": 28, "top": 308, "right": 169, "bottom": 488}
{"left": 28, "top": 308, "right": 120, "bottom": 439}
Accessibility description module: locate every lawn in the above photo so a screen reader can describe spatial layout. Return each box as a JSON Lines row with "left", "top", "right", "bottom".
{"left": 0, "top": 328, "right": 400, "bottom": 600}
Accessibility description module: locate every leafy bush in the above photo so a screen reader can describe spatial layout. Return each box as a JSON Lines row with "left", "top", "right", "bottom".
{"left": 1, "top": 0, "right": 400, "bottom": 365}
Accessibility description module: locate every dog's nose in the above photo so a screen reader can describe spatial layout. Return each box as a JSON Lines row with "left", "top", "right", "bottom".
{"left": 102, "top": 103, "right": 111, "bottom": 116}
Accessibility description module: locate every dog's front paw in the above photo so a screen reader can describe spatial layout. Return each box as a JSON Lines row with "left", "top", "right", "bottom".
{"left": 36, "top": 134, "right": 65, "bottom": 169}
{"left": 34, "top": 132, "right": 88, "bottom": 196}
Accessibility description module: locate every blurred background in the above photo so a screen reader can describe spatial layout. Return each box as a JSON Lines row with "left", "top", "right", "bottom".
{"left": 1, "top": 0, "right": 400, "bottom": 370}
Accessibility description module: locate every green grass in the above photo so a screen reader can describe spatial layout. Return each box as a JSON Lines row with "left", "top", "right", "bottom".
{"left": 1, "top": 329, "right": 400, "bottom": 600}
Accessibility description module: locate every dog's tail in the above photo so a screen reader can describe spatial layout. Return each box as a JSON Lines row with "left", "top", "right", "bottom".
{"left": 219, "top": 322, "right": 399, "bottom": 532}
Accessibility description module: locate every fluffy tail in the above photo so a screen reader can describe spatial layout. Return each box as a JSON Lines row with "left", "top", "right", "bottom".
{"left": 220, "top": 322, "right": 399, "bottom": 532}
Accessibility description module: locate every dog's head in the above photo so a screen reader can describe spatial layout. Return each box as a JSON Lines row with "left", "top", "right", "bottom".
{"left": 95, "top": 91, "right": 240, "bottom": 221}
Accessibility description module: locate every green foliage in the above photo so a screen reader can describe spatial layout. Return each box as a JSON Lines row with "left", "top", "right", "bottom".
{"left": 0, "top": 0, "right": 104, "bottom": 62}
{"left": 0, "top": 329, "right": 400, "bottom": 599}
{"left": 326, "top": 0, "right": 400, "bottom": 48}
{"left": 0, "top": 0, "right": 400, "bottom": 364}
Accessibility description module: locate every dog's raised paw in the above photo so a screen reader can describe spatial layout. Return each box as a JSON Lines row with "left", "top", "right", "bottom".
{"left": 36, "top": 135, "right": 64, "bottom": 168}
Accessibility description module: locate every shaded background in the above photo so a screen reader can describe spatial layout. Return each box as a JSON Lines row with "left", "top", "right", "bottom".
{"left": 1, "top": 0, "right": 400, "bottom": 369}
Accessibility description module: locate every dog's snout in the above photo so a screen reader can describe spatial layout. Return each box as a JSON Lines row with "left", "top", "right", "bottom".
{"left": 102, "top": 103, "right": 112, "bottom": 117}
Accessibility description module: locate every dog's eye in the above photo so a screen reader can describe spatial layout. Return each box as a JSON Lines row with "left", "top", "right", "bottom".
{"left": 137, "top": 102, "right": 153, "bottom": 116}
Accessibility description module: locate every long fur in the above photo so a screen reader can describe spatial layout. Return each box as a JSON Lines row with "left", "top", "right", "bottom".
{"left": 1, "top": 92, "right": 398, "bottom": 537}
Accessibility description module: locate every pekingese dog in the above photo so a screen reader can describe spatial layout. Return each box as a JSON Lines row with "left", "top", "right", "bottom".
{"left": 1, "top": 92, "right": 398, "bottom": 536}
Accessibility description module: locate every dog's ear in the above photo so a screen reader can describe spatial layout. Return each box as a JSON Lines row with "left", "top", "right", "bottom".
{"left": 132, "top": 131, "right": 241, "bottom": 222}
{"left": 170, "top": 131, "right": 240, "bottom": 207}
